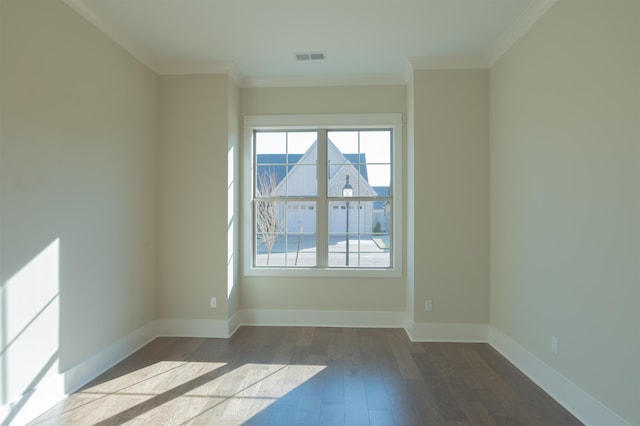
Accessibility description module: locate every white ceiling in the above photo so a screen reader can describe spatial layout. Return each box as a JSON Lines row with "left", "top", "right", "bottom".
{"left": 64, "top": 0, "right": 556, "bottom": 86}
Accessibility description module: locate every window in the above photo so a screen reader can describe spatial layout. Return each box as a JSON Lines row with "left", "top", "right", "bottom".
{"left": 244, "top": 114, "right": 402, "bottom": 277}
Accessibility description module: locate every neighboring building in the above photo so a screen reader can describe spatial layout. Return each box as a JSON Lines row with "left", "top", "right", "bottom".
{"left": 257, "top": 139, "right": 383, "bottom": 235}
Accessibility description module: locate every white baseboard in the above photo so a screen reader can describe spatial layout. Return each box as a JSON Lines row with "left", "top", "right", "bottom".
{"left": 237, "top": 309, "right": 405, "bottom": 328}
{"left": 488, "top": 326, "right": 631, "bottom": 426}
{"left": 408, "top": 322, "right": 488, "bottom": 342}
{"left": 228, "top": 310, "right": 242, "bottom": 337}
{"left": 1, "top": 321, "right": 157, "bottom": 426}
{"left": 64, "top": 321, "right": 158, "bottom": 394}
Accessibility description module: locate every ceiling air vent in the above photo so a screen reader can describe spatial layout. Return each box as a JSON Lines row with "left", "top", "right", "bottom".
{"left": 295, "top": 52, "right": 326, "bottom": 61}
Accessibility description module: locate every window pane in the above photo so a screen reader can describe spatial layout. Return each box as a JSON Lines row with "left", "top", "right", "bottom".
{"left": 256, "top": 132, "right": 286, "bottom": 154}
{"left": 286, "top": 201, "right": 316, "bottom": 233}
{"left": 286, "top": 201, "right": 317, "bottom": 266}
{"left": 327, "top": 201, "right": 389, "bottom": 268}
{"left": 255, "top": 200, "right": 286, "bottom": 264}
{"left": 255, "top": 232, "right": 286, "bottom": 267}
{"left": 328, "top": 171, "right": 364, "bottom": 197}
{"left": 255, "top": 201, "right": 317, "bottom": 267}
{"left": 328, "top": 131, "right": 358, "bottom": 158}
{"left": 364, "top": 164, "right": 391, "bottom": 195}
{"left": 359, "top": 234, "right": 390, "bottom": 268}
{"left": 327, "top": 131, "right": 388, "bottom": 198}
{"left": 256, "top": 165, "right": 284, "bottom": 197}
{"left": 256, "top": 233, "right": 317, "bottom": 267}
{"left": 288, "top": 131, "right": 317, "bottom": 164}
{"left": 372, "top": 200, "right": 391, "bottom": 234}
{"left": 360, "top": 130, "right": 391, "bottom": 164}
{"left": 286, "top": 164, "right": 317, "bottom": 196}
{"left": 257, "top": 131, "right": 317, "bottom": 197}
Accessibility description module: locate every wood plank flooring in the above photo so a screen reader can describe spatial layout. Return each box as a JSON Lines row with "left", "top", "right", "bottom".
{"left": 29, "top": 327, "right": 583, "bottom": 425}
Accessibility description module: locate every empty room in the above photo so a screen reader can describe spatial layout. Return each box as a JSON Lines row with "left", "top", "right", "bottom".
{"left": 1, "top": 0, "right": 638, "bottom": 425}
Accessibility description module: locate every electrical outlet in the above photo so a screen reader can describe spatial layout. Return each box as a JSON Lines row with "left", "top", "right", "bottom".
{"left": 551, "top": 336, "right": 558, "bottom": 354}
{"left": 210, "top": 297, "right": 217, "bottom": 308}
{"left": 425, "top": 300, "right": 433, "bottom": 311}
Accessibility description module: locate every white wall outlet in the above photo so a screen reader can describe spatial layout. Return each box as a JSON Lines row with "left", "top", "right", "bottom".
{"left": 551, "top": 336, "right": 559, "bottom": 354}
{"left": 425, "top": 300, "right": 433, "bottom": 311}
{"left": 210, "top": 297, "right": 217, "bottom": 308}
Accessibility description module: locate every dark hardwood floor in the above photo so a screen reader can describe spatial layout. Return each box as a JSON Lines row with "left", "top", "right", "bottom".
{"left": 30, "top": 327, "right": 583, "bottom": 425}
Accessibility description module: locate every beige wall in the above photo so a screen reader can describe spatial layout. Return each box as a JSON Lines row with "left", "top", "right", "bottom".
{"left": 0, "top": 0, "right": 158, "bottom": 403}
{"left": 410, "top": 70, "right": 490, "bottom": 325}
{"left": 240, "top": 86, "right": 407, "bottom": 313}
{"left": 490, "top": 1, "right": 640, "bottom": 424}
{"left": 158, "top": 74, "right": 235, "bottom": 320}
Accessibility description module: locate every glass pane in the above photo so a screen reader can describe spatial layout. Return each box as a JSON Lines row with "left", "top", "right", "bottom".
{"left": 328, "top": 171, "right": 363, "bottom": 197}
{"left": 255, "top": 232, "right": 285, "bottom": 266}
{"left": 288, "top": 131, "right": 317, "bottom": 164}
{"left": 328, "top": 201, "right": 390, "bottom": 268}
{"left": 328, "top": 131, "right": 358, "bottom": 160}
{"left": 285, "top": 201, "right": 316, "bottom": 266}
{"left": 285, "top": 164, "right": 317, "bottom": 196}
{"left": 257, "top": 131, "right": 317, "bottom": 197}
{"left": 327, "top": 130, "right": 387, "bottom": 198}
{"left": 256, "top": 131, "right": 286, "bottom": 198}
{"left": 256, "top": 132, "right": 286, "bottom": 155}
{"left": 372, "top": 200, "right": 391, "bottom": 234}
{"left": 256, "top": 165, "right": 285, "bottom": 197}
{"left": 359, "top": 234, "right": 390, "bottom": 268}
{"left": 328, "top": 201, "right": 359, "bottom": 267}
{"left": 364, "top": 164, "right": 391, "bottom": 195}
{"left": 286, "top": 202, "right": 316, "bottom": 233}
{"left": 257, "top": 166, "right": 317, "bottom": 197}
{"left": 254, "top": 198, "right": 286, "bottom": 267}
{"left": 255, "top": 201, "right": 317, "bottom": 267}
{"left": 285, "top": 234, "right": 316, "bottom": 267}
{"left": 328, "top": 131, "right": 360, "bottom": 197}
{"left": 360, "top": 130, "right": 391, "bottom": 164}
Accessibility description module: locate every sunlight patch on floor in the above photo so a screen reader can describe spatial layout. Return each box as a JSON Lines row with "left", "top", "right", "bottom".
{"left": 29, "top": 362, "right": 326, "bottom": 425}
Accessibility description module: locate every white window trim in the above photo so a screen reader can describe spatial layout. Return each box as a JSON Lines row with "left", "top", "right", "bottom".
{"left": 242, "top": 113, "right": 403, "bottom": 278}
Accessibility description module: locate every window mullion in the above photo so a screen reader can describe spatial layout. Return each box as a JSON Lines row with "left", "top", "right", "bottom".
{"left": 316, "top": 129, "right": 328, "bottom": 267}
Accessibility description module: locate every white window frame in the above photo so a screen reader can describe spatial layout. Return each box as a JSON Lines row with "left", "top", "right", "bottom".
{"left": 243, "top": 113, "right": 403, "bottom": 278}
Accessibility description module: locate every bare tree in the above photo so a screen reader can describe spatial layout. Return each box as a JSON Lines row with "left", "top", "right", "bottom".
{"left": 256, "top": 171, "right": 282, "bottom": 265}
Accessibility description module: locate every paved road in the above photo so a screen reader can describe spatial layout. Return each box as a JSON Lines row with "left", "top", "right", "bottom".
{"left": 256, "top": 235, "right": 390, "bottom": 267}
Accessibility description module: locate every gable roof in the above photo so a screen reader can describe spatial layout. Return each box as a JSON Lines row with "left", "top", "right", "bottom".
{"left": 256, "top": 152, "right": 370, "bottom": 193}
{"left": 256, "top": 154, "right": 302, "bottom": 192}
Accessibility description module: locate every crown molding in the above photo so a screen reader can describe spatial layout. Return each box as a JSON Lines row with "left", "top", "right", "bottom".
{"left": 241, "top": 73, "right": 407, "bottom": 88}
{"left": 62, "top": 0, "right": 161, "bottom": 72}
{"left": 408, "top": 56, "right": 489, "bottom": 71}
{"left": 63, "top": 0, "right": 243, "bottom": 83}
{"left": 157, "top": 61, "right": 243, "bottom": 85}
{"left": 486, "top": 0, "right": 558, "bottom": 66}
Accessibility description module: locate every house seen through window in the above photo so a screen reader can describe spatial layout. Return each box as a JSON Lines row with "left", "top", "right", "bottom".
{"left": 254, "top": 129, "right": 393, "bottom": 269}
